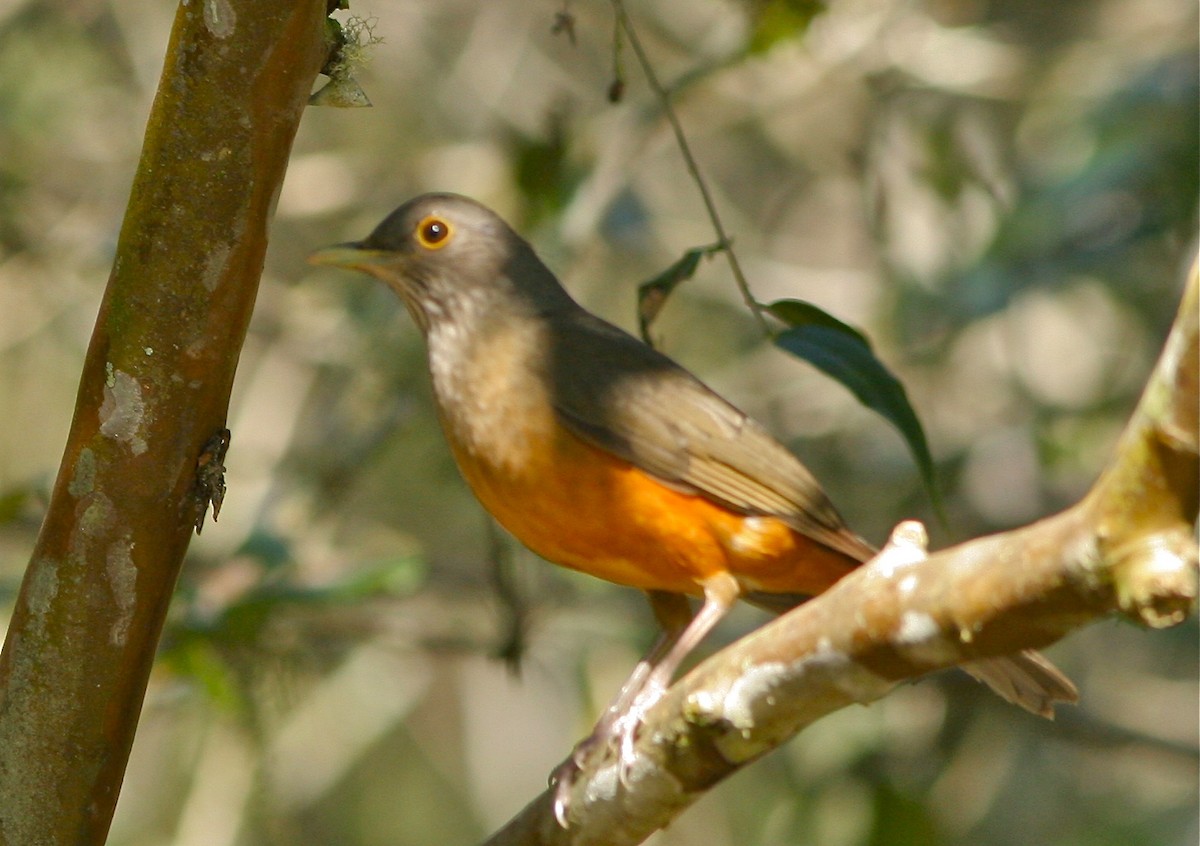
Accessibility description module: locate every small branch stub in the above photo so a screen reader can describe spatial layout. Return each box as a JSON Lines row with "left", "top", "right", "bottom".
{"left": 310, "top": 15, "right": 379, "bottom": 108}
{"left": 1111, "top": 527, "right": 1199, "bottom": 627}
{"left": 193, "top": 427, "right": 231, "bottom": 534}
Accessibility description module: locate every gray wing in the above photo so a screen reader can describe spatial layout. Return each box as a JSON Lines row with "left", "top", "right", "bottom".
{"left": 545, "top": 309, "right": 873, "bottom": 563}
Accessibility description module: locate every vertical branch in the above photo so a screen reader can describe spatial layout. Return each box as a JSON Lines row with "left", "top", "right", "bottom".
{"left": 0, "top": 2, "right": 329, "bottom": 842}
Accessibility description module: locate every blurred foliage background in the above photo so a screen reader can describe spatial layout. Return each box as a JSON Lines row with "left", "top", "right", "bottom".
{"left": 0, "top": 0, "right": 1196, "bottom": 843}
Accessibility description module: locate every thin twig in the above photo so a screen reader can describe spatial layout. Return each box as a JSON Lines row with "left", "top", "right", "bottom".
{"left": 611, "top": 0, "right": 772, "bottom": 335}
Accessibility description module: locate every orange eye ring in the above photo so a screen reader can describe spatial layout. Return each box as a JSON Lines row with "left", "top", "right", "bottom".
{"left": 415, "top": 215, "right": 454, "bottom": 250}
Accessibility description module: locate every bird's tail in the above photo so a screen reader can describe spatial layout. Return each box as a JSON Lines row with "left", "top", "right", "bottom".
{"left": 962, "top": 650, "right": 1078, "bottom": 717}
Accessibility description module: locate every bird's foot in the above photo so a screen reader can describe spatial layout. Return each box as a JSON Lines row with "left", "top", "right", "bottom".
{"left": 549, "top": 733, "right": 599, "bottom": 827}
{"left": 550, "top": 676, "right": 670, "bottom": 827}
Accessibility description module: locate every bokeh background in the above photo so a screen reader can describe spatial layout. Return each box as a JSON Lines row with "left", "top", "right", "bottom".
{"left": 0, "top": 0, "right": 1196, "bottom": 843}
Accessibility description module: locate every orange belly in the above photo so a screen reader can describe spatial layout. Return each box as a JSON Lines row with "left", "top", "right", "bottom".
{"left": 448, "top": 424, "right": 858, "bottom": 599}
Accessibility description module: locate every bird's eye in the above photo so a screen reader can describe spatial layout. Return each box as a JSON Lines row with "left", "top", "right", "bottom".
{"left": 415, "top": 215, "right": 453, "bottom": 250}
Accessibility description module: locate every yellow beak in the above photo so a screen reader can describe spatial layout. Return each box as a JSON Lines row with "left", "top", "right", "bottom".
{"left": 306, "top": 243, "right": 398, "bottom": 272}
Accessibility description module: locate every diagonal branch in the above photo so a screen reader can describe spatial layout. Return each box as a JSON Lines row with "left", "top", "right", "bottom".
{"left": 481, "top": 260, "right": 1198, "bottom": 846}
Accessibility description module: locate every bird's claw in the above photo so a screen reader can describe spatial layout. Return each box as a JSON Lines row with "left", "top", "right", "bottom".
{"left": 550, "top": 721, "right": 619, "bottom": 827}
{"left": 550, "top": 754, "right": 579, "bottom": 828}
{"left": 549, "top": 679, "right": 669, "bottom": 827}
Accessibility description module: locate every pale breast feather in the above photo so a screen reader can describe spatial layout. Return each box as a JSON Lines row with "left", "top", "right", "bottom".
{"left": 428, "top": 312, "right": 561, "bottom": 472}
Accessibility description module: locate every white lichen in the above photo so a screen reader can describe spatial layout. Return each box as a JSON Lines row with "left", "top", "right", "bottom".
{"left": 718, "top": 661, "right": 790, "bottom": 731}
{"left": 895, "top": 611, "right": 939, "bottom": 645}
{"left": 25, "top": 558, "right": 59, "bottom": 622}
{"left": 894, "top": 610, "right": 957, "bottom": 664}
{"left": 68, "top": 448, "right": 96, "bottom": 498}
{"left": 687, "top": 638, "right": 895, "bottom": 765}
{"left": 106, "top": 535, "right": 137, "bottom": 647}
{"left": 203, "top": 0, "right": 235, "bottom": 39}
{"left": 99, "top": 369, "right": 148, "bottom": 455}
{"left": 201, "top": 242, "right": 230, "bottom": 292}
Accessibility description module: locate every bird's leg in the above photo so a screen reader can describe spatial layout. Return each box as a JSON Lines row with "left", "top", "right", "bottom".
{"left": 551, "top": 590, "right": 692, "bottom": 825}
{"left": 551, "top": 574, "right": 740, "bottom": 826}
{"left": 615, "top": 574, "right": 739, "bottom": 771}
{"left": 606, "top": 590, "right": 696, "bottom": 726}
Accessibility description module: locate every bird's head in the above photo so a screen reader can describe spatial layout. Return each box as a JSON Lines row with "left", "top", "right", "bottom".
{"left": 309, "top": 192, "right": 570, "bottom": 332}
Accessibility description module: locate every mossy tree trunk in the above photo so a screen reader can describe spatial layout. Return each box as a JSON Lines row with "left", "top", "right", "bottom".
{"left": 0, "top": 3, "right": 329, "bottom": 842}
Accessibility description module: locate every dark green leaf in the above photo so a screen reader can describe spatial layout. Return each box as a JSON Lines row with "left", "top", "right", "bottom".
{"left": 867, "top": 781, "right": 945, "bottom": 846}
{"left": 767, "top": 298, "right": 873, "bottom": 348}
{"left": 771, "top": 305, "right": 940, "bottom": 511}
{"left": 509, "top": 109, "right": 576, "bottom": 229}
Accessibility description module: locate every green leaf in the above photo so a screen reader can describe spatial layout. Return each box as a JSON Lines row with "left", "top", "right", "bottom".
{"left": 637, "top": 243, "right": 724, "bottom": 342}
{"left": 166, "top": 638, "right": 247, "bottom": 713}
{"left": 768, "top": 299, "right": 941, "bottom": 512}
{"left": 510, "top": 109, "right": 577, "bottom": 229}
{"left": 867, "top": 781, "right": 944, "bottom": 846}
{"left": 748, "top": 0, "right": 829, "bottom": 55}
{"left": 0, "top": 487, "right": 30, "bottom": 524}
{"left": 767, "top": 298, "right": 873, "bottom": 348}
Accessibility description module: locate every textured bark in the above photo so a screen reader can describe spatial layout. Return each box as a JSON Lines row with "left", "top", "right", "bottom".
{"left": 0, "top": 3, "right": 329, "bottom": 843}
